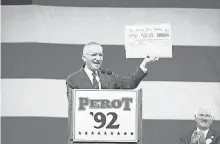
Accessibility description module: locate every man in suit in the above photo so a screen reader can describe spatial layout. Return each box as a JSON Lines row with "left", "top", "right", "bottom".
{"left": 66, "top": 42, "right": 159, "bottom": 144}
{"left": 66, "top": 42, "right": 159, "bottom": 99}
{"left": 180, "top": 108, "right": 220, "bottom": 144}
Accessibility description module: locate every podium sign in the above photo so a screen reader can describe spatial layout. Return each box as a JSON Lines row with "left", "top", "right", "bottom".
{"left": 69, "top": 89, "right": 142, "bottom": 143}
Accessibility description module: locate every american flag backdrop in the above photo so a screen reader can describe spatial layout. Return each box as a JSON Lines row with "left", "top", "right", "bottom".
{"left": 1, "top": 0, "right": 220, "bottom": 144}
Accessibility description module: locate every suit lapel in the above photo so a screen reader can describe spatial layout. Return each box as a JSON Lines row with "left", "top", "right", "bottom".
{"left": 97, "top": 69, "right": 104, "bottom": 89}
{"left": 206, "top": 129, "right": 214, "bottom": 139}
{"left": 79, "top": 66, "right": 93, "bottom": 89}
{"left": 98, "top": 69, "right": 109, "bottom": 89}
{"left": 206, "top": 130, "right": 215, "bottom": 144}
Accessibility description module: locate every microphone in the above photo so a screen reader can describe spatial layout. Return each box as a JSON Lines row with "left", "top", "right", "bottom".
{"left": 106, "top": 70, "right": 112, "bottom": 75}
{"left": 101, "top": 69, "right": 106, "bottom": 74}
{"left": 105, "top": 70, "right": 123, "bottom": 89}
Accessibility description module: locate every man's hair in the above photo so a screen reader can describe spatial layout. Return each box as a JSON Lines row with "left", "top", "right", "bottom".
{"left": 83, "top": 42, "right": 102, "bottom": 55}
{"left": 194, "top": 108, "right": 213, "bottom": 117}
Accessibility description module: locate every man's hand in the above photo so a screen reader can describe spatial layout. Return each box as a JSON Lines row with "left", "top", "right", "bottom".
{"left": 198, "top": 131, "right": 206, "bottom": 144}
{"left": 191, "top": 130, "right": 200, "bottom": 144}
{"left": 140, "top": 55, "right": 159, "bottom": 69}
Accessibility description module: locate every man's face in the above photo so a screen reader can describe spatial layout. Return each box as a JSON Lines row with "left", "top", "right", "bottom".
{"left": 195, "top": 109, "right": 213, "bottom": 130}
{"left": 83, "top": 45, "right": 103, "bottom": 71}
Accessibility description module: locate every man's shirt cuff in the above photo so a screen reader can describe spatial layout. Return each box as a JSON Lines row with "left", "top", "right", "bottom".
{"left": 139, "top": 65, "right": 147, "bottom": 73}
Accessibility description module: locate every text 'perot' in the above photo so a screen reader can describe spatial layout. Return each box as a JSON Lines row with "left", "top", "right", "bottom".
{"left": 78, "top": 97, "right": 133, "bottom": 111}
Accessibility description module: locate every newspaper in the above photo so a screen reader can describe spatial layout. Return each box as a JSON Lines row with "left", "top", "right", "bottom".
{"left": 125, "top": 23, "right": 172, "bottom": 58}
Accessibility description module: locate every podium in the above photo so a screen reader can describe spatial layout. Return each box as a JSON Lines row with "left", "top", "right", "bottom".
{"left": 68, "top": 89, "right": 143, "bottom": 144}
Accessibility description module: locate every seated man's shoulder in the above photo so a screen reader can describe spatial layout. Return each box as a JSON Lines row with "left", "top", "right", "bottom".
{"left": 180, "top": 129, "right": 195, "bottom": 139}
{"left": 208, "top": 128, "right": 220, "bottom": 144}
{"left": 211, "top": 128, "right": 220, "bottom": 137}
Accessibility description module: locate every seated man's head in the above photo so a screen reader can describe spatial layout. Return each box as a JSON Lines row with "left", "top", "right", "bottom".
{"left": 82, "top": 42, "right": 103, "bottom": 71}
{"left": 194, "top": 108, "right": 214, "bottom": 130}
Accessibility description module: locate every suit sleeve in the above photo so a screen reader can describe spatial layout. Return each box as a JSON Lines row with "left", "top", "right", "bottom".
{"left": 113, "top": 67, "right": 148, "bottom": 89}
{"left": 66, "top": 77, "right": 79, "bottom": 101}
{"left": 179, "top": 133, "right": 193, "bottom": 144}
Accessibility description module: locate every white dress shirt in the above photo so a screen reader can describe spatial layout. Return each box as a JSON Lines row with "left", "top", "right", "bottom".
{"left": 84, "top": 66, "right": 101, "bottom": 89}
{"left": 139, "top": 65, "right": 147, "bottom": 73}
{"left": 197, "top": 128, "right": 209, "bottom": 138}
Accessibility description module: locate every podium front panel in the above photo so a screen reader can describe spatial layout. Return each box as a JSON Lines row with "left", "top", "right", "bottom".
{"left": 70, "top": 89, "right": 140, "bottom": 143}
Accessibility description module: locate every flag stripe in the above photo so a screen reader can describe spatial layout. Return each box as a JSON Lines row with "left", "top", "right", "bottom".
{"left": 2, "top": 0, "right": 220, "bottom": 8}
{"left": 2, "top": 79, "right": 220, "bottom": 120}
{"left": 2, "top": 6, "right": 220, "bottom": 46}
{"left": 2, "top": 43, "right": 220, "bottom": 82}
{"left": 1, "top": 0, "right": 32, "bottom": 5}
{"left": 1, "top": 117, "right": 220, "bottom": 144}
{"left": 35, "top": 0, "right": 220, "bottom": 8}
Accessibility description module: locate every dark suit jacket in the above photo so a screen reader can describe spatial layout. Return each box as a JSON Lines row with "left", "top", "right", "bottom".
{"left": 180, "top": 128, "right": 220, "bottom": 144}
{"left": 66, "top": 65, "right": 147, "bottom": 99}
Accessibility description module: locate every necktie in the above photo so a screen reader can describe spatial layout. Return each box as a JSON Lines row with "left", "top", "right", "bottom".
{"left": 92, "top": 72, "right": 99, "bottom": 89}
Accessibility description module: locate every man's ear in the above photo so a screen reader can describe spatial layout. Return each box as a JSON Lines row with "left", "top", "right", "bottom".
{"left": 82, "top": 55, "right": 86, "bottom": 62}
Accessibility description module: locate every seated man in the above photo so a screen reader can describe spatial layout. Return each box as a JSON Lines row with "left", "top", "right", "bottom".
{"left": 180, "top": 108, "right": 220, "bottom": 144}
